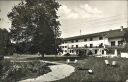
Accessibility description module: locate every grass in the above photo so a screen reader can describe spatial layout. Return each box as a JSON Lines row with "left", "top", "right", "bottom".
{"left": 27, "top": 56, "right": 86, "bottom": 61}
{"left": 4, "top": 55, "right": 128, "bottom": 82}
{"left": 50, "top": 57, "right": 128, "bottom": 82}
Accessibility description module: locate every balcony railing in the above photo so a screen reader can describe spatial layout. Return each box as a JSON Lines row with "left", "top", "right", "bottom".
{"left": 104, "top": 45, "right": 125, "bottom": 49}
{"left": 67, "top": 44, "right": 125, "bottom": 49}
{"left": 68, "top": 46, "right": 104, "bottom": 49}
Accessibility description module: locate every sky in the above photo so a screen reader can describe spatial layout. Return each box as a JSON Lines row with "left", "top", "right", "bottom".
{"left": 0, "top": 0, "right": 128, "bottom": 38}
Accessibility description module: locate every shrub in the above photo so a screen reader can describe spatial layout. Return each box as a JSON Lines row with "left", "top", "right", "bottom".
{"left": 0, "top": 60, "right": 51, "bottom": 82}
{"left": 87, "top": 50, "right": 93, "bottom": 55}
{"left": 64, "top": 53, "right": 71, "bottom": 56}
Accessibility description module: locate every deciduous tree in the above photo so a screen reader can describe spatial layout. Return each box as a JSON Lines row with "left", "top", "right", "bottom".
{"left": 8, "top": 0, "right": 61, "bottom": 55}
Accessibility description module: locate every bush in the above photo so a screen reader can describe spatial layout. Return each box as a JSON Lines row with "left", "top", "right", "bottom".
{"left": 0, "top": 60, "right": 51, "bottom": 82}
{"left": 87, "top": 50, "right": 93, "bottom": 55}
{"left": 64, "top": 53, "right": 71, "bottom": 56}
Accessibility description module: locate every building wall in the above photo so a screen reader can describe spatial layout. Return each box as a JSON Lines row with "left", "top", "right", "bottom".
{"left": 60, "top": 36, "right": 123, "bottom": 55}
{"left": 108, "top": 38, "right": 123, "bottom": 46}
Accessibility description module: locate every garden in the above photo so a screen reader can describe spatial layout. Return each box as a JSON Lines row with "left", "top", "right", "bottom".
{"left": 48, "top": 57, "right": 128, "bottom": 82}
{"left": 0, "top": 59, "right": 53, "bottom": 82}
{"left": 1, "top": 55, "right": 128, "bottom": 82}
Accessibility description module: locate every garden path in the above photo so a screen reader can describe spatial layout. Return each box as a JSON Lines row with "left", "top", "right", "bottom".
{"left": 19, "top": 61, "right": 75, "bottom": 82}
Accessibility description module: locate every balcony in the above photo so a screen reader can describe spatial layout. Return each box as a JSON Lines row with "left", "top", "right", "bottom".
{"left": 67, "top": 44, "right": 125, "bottom": 50}
{"left": 104, "top": 45, "right": 125, "bottom": 49}
{"left": 68, "top": 46, "right": 104, "bottom": 50}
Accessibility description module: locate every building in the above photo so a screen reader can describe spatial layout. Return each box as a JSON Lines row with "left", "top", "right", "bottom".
{"left": 59, "top": 26, "right": 127, "bottom": 57}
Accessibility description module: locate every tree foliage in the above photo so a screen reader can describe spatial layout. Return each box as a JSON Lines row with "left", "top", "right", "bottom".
{"left": 124, "top": 28, "right": 128, "bottom": 43}
{"left": 122, "top": 28, "right": 128, "bottom": 52}
{"left": 0, "top": 28, "right": 12, "bottom": 55}
{"left": 8, "top": 0, "right": 61, "bottom": 54}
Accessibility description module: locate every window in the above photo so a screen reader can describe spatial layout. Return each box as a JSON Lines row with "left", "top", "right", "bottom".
{"left": 64, "top": 41, "right": 67, "bottom": 43}
{"left": 84, "top": 45, "right": 87, "bottom": 48}
{"left": 85, "top": 50, "right": 87, "bottom": 54}
{"left": 76, "top": 45, "right": 78, "bottom": 48}
{"left": 99, "top": 43, "right": 103, "bottom": 48}
{"left": 70, "top": 50, "right": 71, "bottom": 53}
{"left": 65, "top": 50, "right": 67, "bottom": 52}
{"left": 95, "top": 50, "right": 97, "bottom": 54}
{"left": 84, "top": 39, "right": 87, "bottom": 41}
{"left": 118, "top": 40, "right": 123, "bottom": 46}
{"left": 72, "top": 50, "right": 74, "bottom": 53}
{"left": 90, "top": 38, "right": 93, "bottom": 41}
{"left": 65, "top": 46, "right": 67, "bottom": 48}
{"left": 111, "top": 41, "right": 115, "bottom": 46}
{"left": 90, "top": 44, "right": 93, "bottom": 48}
{"left": 102, "top": 50, "right": 104, "bottom": 54}
{"left": 72, "top": 45, "right": 74, "bottom": 48}
{"left": 76, "top": 50, "right": 79, "bottom": 54}
{"left": 99, "top": 37, "right": 103, "bottom": 40}
{"left": 76, "top": 40, "right": 78, "bottom": 42}
{"left": 71, "top": 40, "right": 74, "bottom": 43}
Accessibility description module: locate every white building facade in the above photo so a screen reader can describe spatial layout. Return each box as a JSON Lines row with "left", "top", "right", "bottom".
{"left": 59, "top": 26, "right": 126, "bottom": 57}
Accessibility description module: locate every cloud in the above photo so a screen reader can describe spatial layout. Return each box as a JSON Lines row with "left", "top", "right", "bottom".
{"left": 67, "top": 12, "right": 79, "bottom": 19}
{"left": 59, "top": 5, "right": 71, "bottom": 14}
{"left": 58, "top": 4, "right": 103, "bottom": 19}
{"left": 58, "top": 5, "right": 79, "bottom": 19}
{"left": 80, "top": 4, "right": 102, "bottom": 14}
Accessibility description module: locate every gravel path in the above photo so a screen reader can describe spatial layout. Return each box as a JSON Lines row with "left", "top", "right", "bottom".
{"left": 19, "top": 63, "right": 75, "bottom": 82}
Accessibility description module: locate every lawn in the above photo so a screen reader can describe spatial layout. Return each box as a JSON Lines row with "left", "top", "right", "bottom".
{"left": 51, "top": 57, "right": 128, "bottom": 82}
{"left": 3, "top": 55, "right": 128, "bottom": 82}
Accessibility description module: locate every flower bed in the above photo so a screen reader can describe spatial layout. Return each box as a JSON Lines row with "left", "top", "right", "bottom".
{"left": 0, "top": 60, "right": 52, "bottom": 82}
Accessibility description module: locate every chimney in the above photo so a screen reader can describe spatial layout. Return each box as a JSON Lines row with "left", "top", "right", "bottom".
{"left": 120, "top": 26, "right": 123, "bottom": 31}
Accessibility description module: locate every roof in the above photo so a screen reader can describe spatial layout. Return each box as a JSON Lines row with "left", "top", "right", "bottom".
{"left": 63, "top": 28, "right": 127, "bottom": 41}
{"left": 105, "top": 29, "right": 125, "bottom": 38}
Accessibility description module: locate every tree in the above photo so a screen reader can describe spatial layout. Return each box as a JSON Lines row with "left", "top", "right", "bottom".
{"left": 122, "top": 28, "right": 128, "bottom": 52}
{"left": 0, "top": 10, "right": 11, "bottom": 55}
{"left": 0, "top": 28, "right": 12, "bottom": 55}
{"left": 124, "top": 28, "right": 128, "bottom": 43}
{"left": 8, "top": 0, "right": 61, "bottom": 55}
